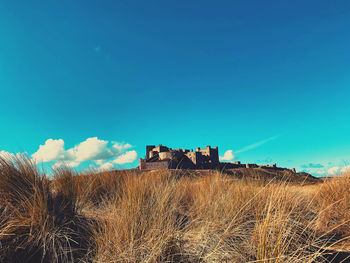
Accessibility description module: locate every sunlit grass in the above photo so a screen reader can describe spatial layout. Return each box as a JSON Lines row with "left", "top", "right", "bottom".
{"left": 1, "top": 156, "right": 350, "bottom": 262}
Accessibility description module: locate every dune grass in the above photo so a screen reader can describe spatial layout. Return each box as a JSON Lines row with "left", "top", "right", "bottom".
{"left": 1, "top": 156, "right": 350, "bottom": 262}
{"left": 0, "top": 156, "right": 93, "bottom": 263}
{"left": 315, "top": 173, "right": 350, "bottom": 236}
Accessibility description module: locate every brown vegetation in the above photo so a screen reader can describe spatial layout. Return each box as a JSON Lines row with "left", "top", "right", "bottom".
{"left": 1, "top": 156, "right": 350, "bottom": 262}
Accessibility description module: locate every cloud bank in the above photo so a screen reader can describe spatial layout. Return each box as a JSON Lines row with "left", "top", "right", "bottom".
{"left": 113, "top": 150, "right": 138, "bottom": 165}
{"left": 327, "top": 165, "right": 350, "bottom": 176}
{"left": 327, "top": 166, "right": 340, "bottom": 176}
{"left": 31, "top": 137, "right": 137, "bottom": 171}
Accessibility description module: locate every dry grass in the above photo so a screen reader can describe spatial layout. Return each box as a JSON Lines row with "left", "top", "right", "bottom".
{"left": 92, "top": 172, "right": 187, "bottom": 262}
{"left": 0, "top": 156, "right": 93, "bottom": 263}
{"left": 315, "top": 173, "right": 350, "bottom": 236}
{"left": 87, "top": 172, "right": 349, "bottom": 263}
{"left": 1, "top": 156, "right": 350, "bottom": 262}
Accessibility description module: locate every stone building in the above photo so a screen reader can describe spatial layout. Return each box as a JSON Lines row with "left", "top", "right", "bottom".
{"left": 139, "top": 144, "right": 219, "bottom": 170}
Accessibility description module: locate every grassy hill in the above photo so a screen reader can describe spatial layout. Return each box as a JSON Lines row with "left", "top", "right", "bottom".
{"left": 154, "top": 167, "right": 320, "bottom": 184}
{"left": 0, "top": 156, "right": 349, "bottom": 262}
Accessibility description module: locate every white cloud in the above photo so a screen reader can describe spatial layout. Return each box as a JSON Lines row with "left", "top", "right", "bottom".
{"left": 31, "top": 137, "right": 136, "bottom": 169}
{"left": 341, "top": 165, "right": 350, "bottom": 174}
{"left": 328, "top": 166, "right": 340, "bottom": 176}
{"left": 326, "top": 165, "right": 350, "bottom": 176}
{"left": 113, "top": 150, "right": 138, "bottom": 165}
{"left": 98, "top": 162, "right": 115, "bottom": 171}
{"left": 32, "top": 139, "right": 72, "bottom": 163}
{"left": 67, "top": 138, "right": 134, "bottom": 162}
{"left": 68, "top": 137, "right": 110, "bottom": 162}
{"left": 112, "top": 142, "right": 132, "bottom": 152}
{"left": 219, "top": 150, "right": 235, "bottom": 162}
{"left": 51, "top": 161, "right": 80, "bottom": 169}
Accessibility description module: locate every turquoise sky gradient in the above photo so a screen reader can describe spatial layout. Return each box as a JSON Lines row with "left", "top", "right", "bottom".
{"left": 1, "top": 1, "right": 350, "bottom": 175}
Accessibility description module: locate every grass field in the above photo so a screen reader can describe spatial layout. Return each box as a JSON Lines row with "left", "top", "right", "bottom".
{"left": 1, "top": 156, "right": 350, "bottom": 262}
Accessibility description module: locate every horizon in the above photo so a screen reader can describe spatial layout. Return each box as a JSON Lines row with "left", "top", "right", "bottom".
{"left": 1, "top": 1, "right": 350, "bottom": 176}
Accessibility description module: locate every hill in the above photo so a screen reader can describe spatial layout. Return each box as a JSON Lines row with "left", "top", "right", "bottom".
{"left": 120, "top": 167, "right": 319, "bottom": 184}
{"left": 1, "top": 156, "right": 349, "bottom": 263}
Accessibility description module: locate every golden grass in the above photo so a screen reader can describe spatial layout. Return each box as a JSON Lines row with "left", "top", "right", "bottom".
{"left": 86, "top": 172, "right": 349, "bottom": 262}
{"left": 315, "top": 173, "right": 350, "bottom": 236}
{"left": 1, "top": 156, "right": 350, "bottom": 262}
{"left": 0, "top": 156, "right": 93, "bottom": 263}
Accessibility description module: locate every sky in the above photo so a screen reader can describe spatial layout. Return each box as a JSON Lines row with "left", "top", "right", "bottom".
{"left": 1, "top": 0, "right": 350, "bottom": 176}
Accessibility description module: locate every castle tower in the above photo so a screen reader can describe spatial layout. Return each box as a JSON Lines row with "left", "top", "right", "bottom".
{"left": 210, "top": 146, "right": 219, "bottom": 166}
{"left": 146, "top": 145, "right": 155, "bottom": 159}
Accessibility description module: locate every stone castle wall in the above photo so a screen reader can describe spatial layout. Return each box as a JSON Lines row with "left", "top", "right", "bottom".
{"left": 141, "top": 160, "right": 169, "bottom": 170}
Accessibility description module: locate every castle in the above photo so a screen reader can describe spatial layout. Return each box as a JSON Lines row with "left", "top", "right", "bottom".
{"left": 139, "top": 144, "right": 296, "bottom": 172}
{"left": 139, "top": 145, "right": 219, "bottom": 170}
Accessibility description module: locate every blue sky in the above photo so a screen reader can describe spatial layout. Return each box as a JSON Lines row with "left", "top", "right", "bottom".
{"left": 1, "top": 0, "right": 350, "bottom": 175}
